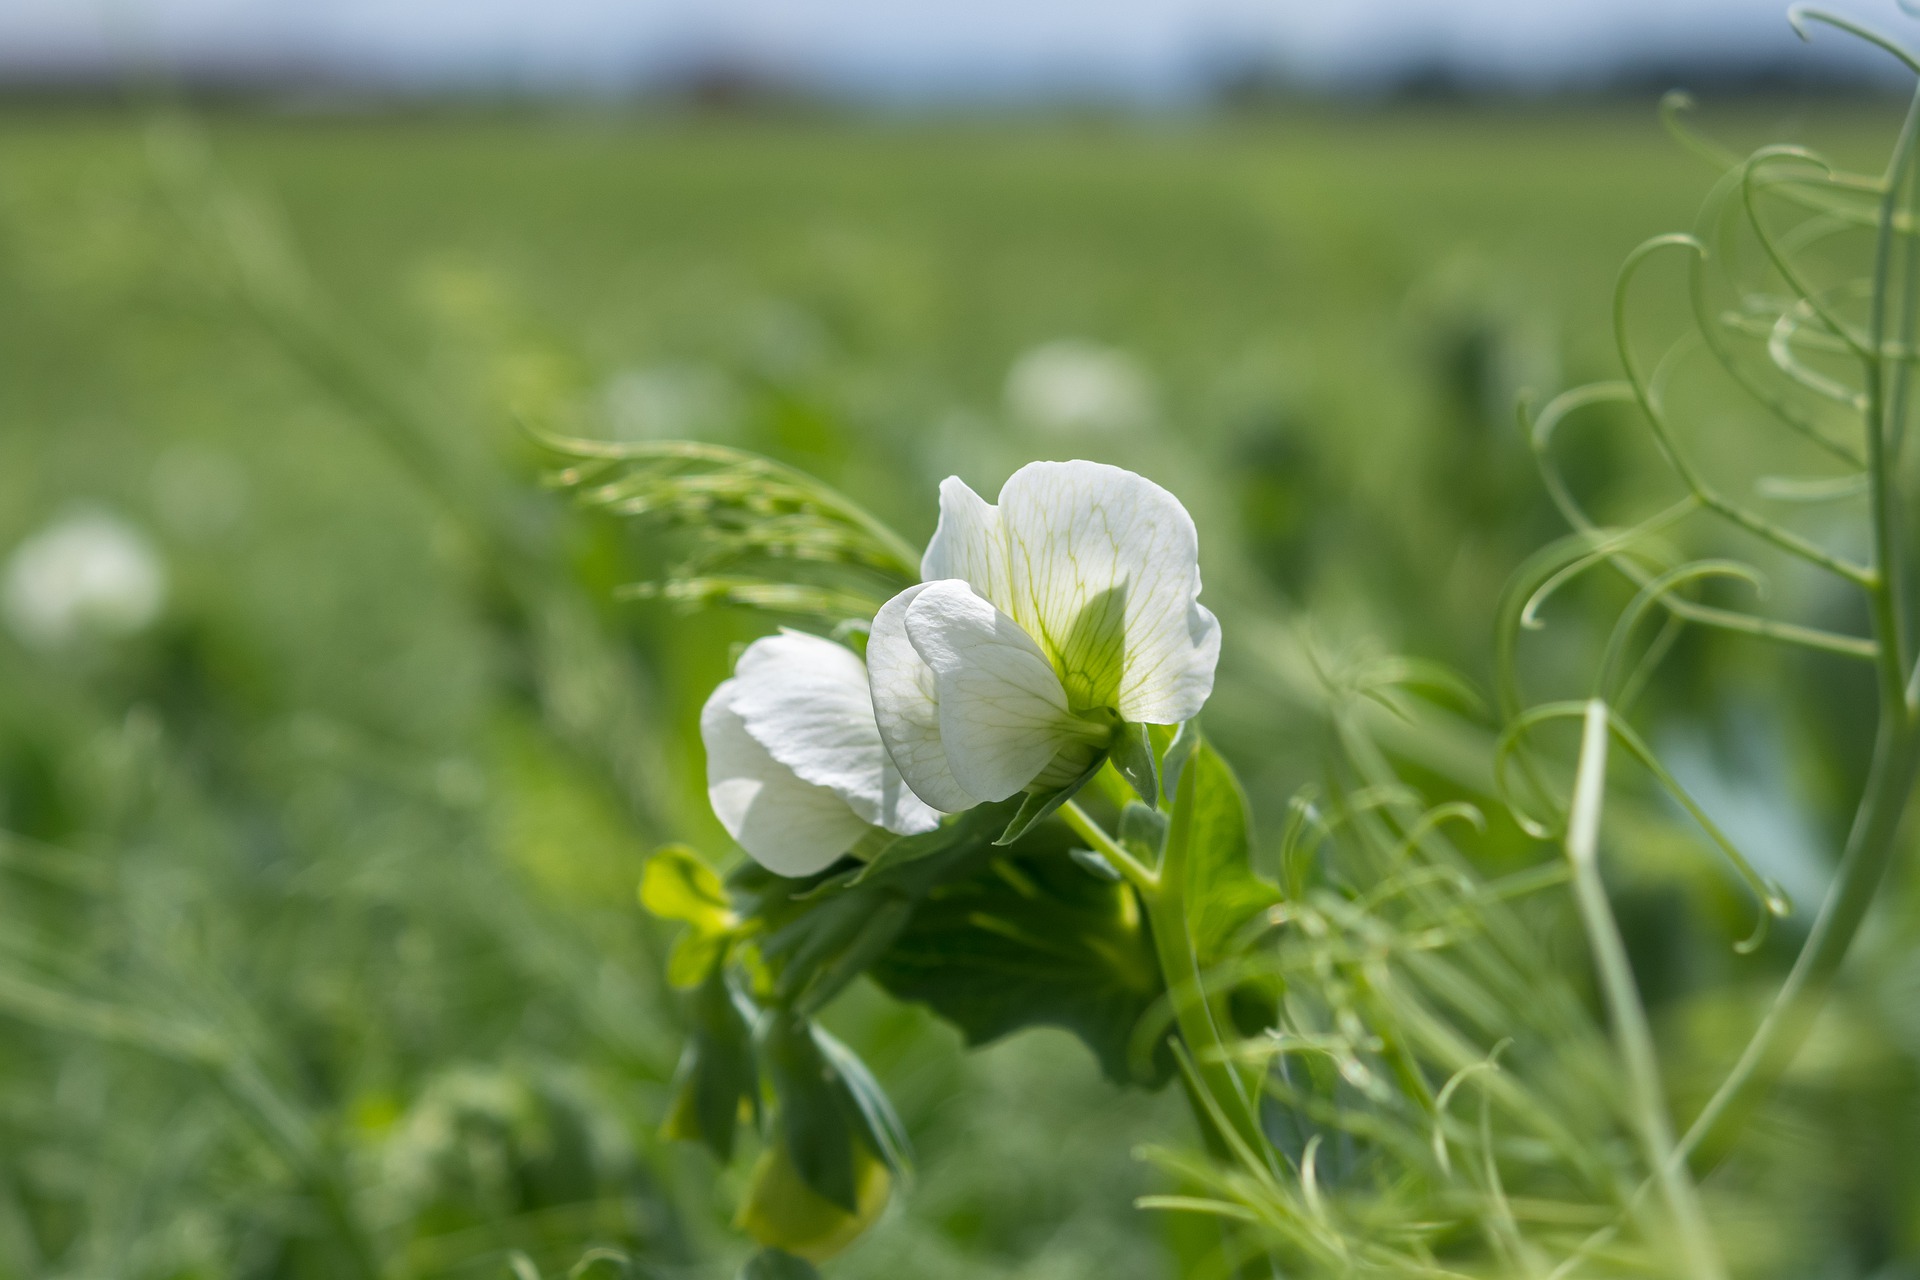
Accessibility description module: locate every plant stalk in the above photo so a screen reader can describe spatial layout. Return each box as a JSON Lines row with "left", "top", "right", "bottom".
{"left": 1678, "top": 716, "right": 1919, "bottom": 1169}
{"left": 1677, "top": 75, "right": 1920, "bottom": 1169}
{"left": 1059, "top": 798, "right": 1268, "bottom": 1162}
{"left": 1565, "top": 700, "right": 1727, "bottom": 1280}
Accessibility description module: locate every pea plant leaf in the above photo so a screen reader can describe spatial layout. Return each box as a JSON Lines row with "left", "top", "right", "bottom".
{"left": 1177, "top": 738, "right": 1279, "bottom": 966}
{"left": 640, "top": 844, "right": 740, "bottom": 988}
{"left": 641, "top": 843, "right": 733, "bottom": 928}
{"left": 812, "top": 1024, "right": 913, "bottom": 1177}
{"left": 1118, "top": 799, "right": 1169, "bottom": 862}
{"left": 847, "top": 804, "right": 1009, "bottom": 884}
{"left": 736, "top": 803, "right": 1020, "bottom": 1015}
{"left": 868, "top": 820, "right": 1175, "bottom": 1087}
{"left": 660, "top": 968, "right": 758, "bottom": 1163}
{"left": 760, "top": 1012, "right": 912, "bottom": 1214}
{"left": 694, "top": 785, "right": 1193, "bottom": 1216}
{"left": 736, "top": 804, "right": 1178, "bottom": 1087}
{"left": 764, "top": 1014, "right": 864, "bottom": 1212}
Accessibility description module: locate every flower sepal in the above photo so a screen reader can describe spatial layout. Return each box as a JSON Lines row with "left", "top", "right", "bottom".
{"left": 989, "top": 710, "right": 1171, "bottom": 846}
{"left": 993, "top": 753, "right": 1108, "bottom": 847}
{"left": 1108, "top": 721, "right": 1162, "bottom": 807}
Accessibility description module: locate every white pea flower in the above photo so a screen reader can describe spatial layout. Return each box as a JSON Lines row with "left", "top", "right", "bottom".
{"left": 602, "top": 363, "right": 738, "bottom": 442}
{"left": 868, "top": 460, "right": 1218, "bottom": 813}
{"left": 702, "top": 630, "right": 940, "bottom": 877}
{"left": 1005, "top": 340, "right": 1153, "bottom": 435}
{"left": 3, "top": 509, "right": 167, "bottom": 652}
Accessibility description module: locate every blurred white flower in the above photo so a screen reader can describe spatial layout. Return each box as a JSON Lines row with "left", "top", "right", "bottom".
{"left": 603, "top": 364, "right": 739, "bottom": 441}
{"left": 1004, "top": 340, "right": 1153, "bottom": 434}
{"left": 703, "top": 630, "right": 940, "bottom": 877}
{"left": 2, "top": 509, "right": 167, "bottom": 651}
{"left": 868, "top": 460, "right": 1217, "bottom": 813}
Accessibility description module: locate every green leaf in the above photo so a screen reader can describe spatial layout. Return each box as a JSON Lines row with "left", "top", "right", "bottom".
{"left": 813, "top": 1025, "right": 913, "bottom": 1176}
{"left": 785, "top": 896, "right": 914, "bottom": 1018}
{"left": 660, "top": 969, "right": 758, "bottom": 1162}
{"left": 644, "top": 844, "right": 738, "bottom": 990}
{"left": 1118, "top": 800, "right": 1169, "bottom": 863}
{"left": 1264, "top": 1049, "right": 1372, "bottom": 1186}
{"left": 759, "top": 1016, "right": 908, "bottom": 1214}
{"left": 734, "top": 805, "right": 1017, "bottom": 1020}
{"left": 1178, "top": 739, "right": 1280, "bottom": 966}
{"left": 1070, "top": 847, "right": 1121, "bottom": 881}
{"left": 765, "top": 1014, "right": 860, "bottom": 1212}
{"left": 641, "top": 844, "right": 735, "bottom": 935}
{"left": 869, "top": 822, "right": 1174, "bottom": 1087}
{"left": 666, "top": 928, "right": 727, "bottom": 989}
{"left": 740, "top": 1251, "right": 822, "bottom": 1280}
{"left": 758, "top": 880, "right": 878, "bottom": 968}
{"left": 1109, "top": 723, "right": 1160, "bottom": 806}
{"left": 994, "top": 756, "right": 1105, "bottom": 846}
{"left": 760, "top": 884, "right": 916, "bottom": 1015}
{"left": 847, "top": 813, "right": 988, "bottom": 885}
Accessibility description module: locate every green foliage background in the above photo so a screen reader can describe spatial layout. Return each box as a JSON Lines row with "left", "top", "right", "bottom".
{"left": 1, "top": 100, "right": 1915, "bottom": 1276}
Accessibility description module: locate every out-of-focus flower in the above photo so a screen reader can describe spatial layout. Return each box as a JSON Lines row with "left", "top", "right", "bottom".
{"left": 1004, "top": 340, "right": 1153, "bottom": 434}
{"left": 702, "top": 630, "right": 940, "bottom": 877}
{"left": 3, "top": 509, "right": 166, "bottom": 651}
{"left": 868, "top": 460, "right": 1217, "bottom": 812}
{"left": 602, "top": 364, "right": 739, "bottom": 441}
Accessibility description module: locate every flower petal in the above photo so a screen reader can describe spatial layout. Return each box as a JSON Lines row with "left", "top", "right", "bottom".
{"left": 702, "top": 679, "right": 871, "bottom": 877}
{"left": 904, "top": 579, "right": 1087, "bottom": 804}
{"left": 730, "top": 630, "right": 939, "bottom": 837}
{"left": 994, "top": 460, "right": 1217, "bottom": 723}
{"left": 867, "top": 584, "right": 978, "bottom": 813}
{"left": 919, "top": 476, "right": 1010, "bottom": 609}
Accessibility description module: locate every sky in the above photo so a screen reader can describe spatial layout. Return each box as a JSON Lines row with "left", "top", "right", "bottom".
{"left": 0, "top": 0, "right": 1908, "bottom": 100}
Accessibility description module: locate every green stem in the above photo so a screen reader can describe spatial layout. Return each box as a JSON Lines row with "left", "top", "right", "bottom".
{"left": 1059, "top": 799, "right": 1158, "bottom": 892}
{"left": 1677, "top": 75, "right": 1920, "bottom": 1172}
{"left": 1677, "top": 717, "right": 1919, "bottom": 1169}
{"left": 1861, "top": 80, "right": 1920, "bottom": 708}
{"left": 1058, "top": 799, "right": 1268, "bottom": 1162}
{"left": 1565, "top": 701, "right": 1726, "bottom": 1280}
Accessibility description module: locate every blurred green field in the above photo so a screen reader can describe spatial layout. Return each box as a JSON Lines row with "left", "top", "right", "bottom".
{"left": 0, "top": 100, "right": 1911, "bottom": 1277}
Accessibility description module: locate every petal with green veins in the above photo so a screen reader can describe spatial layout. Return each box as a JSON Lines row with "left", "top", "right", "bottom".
{"left": 731, "top": 630, "right": 940, "bottom": 837}
{"left": 867, "top": 584, "right": 978, "bottom": 813}
{"left": 915, "top": 461, "right": 1218, "bottom": 723}
{"left": 702, "top": 681, "right": 872, "bottom": 876}
{"left": 903, "top": 579, "right": 1092, "bottom": 804}
{"left": 920, "top": 475, "right": 1010, "bottom": 606}
{"left": 995, "top": 460, "right": 1218, "bottom": 723}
